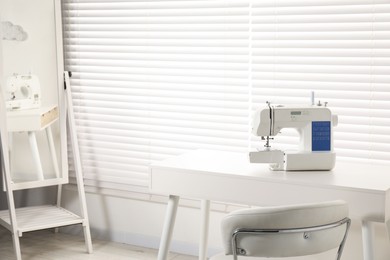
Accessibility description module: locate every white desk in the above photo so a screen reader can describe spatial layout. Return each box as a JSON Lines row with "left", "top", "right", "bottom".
{"left": 7, "top": 105, "right": 59, "bottom": 183}
{"left": 150, "top": 149, "right": 390, "bottom": 260}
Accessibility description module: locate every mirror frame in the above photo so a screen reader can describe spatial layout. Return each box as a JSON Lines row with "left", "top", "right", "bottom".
{"left": 1, "top": 0, "right": 68, "bottom": 190}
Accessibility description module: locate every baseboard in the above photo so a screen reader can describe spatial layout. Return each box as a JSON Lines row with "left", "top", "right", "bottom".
{"left": 61, "top": 225, "right": 222, "bottom": 258}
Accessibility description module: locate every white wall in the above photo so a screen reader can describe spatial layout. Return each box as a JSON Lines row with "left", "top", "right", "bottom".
{"left": 1, "top": 0, "right": 57, "bottom": 100}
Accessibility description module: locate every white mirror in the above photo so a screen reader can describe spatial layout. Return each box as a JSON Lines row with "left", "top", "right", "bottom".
{"left": 0, "top": 0, "right": 67, "bottom": 189}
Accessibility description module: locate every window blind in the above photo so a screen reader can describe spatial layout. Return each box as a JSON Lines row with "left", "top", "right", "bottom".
{"left": 250, "top": 0, "right": 390, "bottom": 164}
{"left": 62, "top": 0, "right": 250, "bottom": 191}
{"left": 62, "top": 0, "right": 390, "bottom": 192}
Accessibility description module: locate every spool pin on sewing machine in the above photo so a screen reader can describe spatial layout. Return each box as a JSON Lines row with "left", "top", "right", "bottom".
{"left": 249, "top": 101, "right": 338, "bottom": 171}
{"left": 5, "top": 73, "right": 41, "bottom": 110}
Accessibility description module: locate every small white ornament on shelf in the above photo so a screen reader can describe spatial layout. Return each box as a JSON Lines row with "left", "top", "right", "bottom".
{"left": 1, "top": 21, "right": 28, "bottom": 41}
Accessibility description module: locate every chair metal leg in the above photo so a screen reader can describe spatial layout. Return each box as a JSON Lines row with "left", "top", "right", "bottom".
{"left": 336, "top": 218, "right": 351, "bottom": 260}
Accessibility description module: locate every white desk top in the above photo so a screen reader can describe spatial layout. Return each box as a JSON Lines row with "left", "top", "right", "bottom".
{"left": 151, "top": 150, "right": 390, "bottom": 260}
{"left": 151, "top": 149, "right": 390, "bottom": 221}
{"left": 151, "top": 149, "right": 390, "bottom": 194}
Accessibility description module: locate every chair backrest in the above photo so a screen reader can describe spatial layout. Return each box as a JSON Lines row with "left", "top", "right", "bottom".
{"left": 220, "top": 200, "right": 351, "bottom": 259}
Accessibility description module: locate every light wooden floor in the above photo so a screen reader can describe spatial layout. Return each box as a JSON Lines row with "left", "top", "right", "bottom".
{"left": 0, "top": 226, "right": 196, "bottom": 260}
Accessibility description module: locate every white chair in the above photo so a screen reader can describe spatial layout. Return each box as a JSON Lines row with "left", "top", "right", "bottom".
{"left": 211, "top": 200, "right": 351, "bottom": 260}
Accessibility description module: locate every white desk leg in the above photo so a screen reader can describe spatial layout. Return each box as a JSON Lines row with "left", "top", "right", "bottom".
{"left": 362, "top": 220, "right": 375, "bottom": 260}
{"left": 158, "top": 195, "right": 180, "bottom": 260}
{"left": 199, "top": 200, "right": 210, "bottom": 260}
{"left": 45, "top": 127, "right": 60, "bottom": 178}
{"left": 27, "top": 131, "right": 44, "bottom": 181}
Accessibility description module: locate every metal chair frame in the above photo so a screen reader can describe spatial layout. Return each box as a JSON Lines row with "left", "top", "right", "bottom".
{"left": 231, "top": 217, "right": 351, "bottom": 260}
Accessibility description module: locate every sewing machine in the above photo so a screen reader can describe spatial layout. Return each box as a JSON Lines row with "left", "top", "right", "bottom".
{"left": 249, "top": 102, "right": 338, "bottom": 171}
{"left": 5, "top": 73, "right": 41, "bottom": 110}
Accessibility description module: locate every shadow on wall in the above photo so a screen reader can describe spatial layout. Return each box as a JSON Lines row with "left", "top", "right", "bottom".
{"left": 0, "top": 178, "right": 57, "bottom": 209}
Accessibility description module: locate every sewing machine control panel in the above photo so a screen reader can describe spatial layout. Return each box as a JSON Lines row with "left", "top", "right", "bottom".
{"left": 312, "top": 121, "right": 331, "bottom": 151}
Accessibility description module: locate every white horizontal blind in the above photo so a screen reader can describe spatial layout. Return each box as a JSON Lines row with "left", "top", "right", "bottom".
{"left": 62, "top": 0, "right": 250, "bottom": 191}
{"left": 250, "top": 0, "right": 390, "bottom": 164}
{"left": 63, "top": 0, "right": 390, "bottom": 192}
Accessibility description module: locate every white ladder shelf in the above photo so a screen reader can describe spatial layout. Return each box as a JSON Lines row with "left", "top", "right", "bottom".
{"left": 0, "top": 1, "right": 92, "bottom": 258}
{"left": 0, "top": 70, "right": 93, "bottom": 260}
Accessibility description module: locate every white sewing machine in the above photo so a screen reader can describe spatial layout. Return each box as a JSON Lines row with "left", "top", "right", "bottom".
{"left": 249, "top": 102, "right": 338, "bottom": 171}
{"left": 5, "top": 73, "right": 41, "bottom": 110}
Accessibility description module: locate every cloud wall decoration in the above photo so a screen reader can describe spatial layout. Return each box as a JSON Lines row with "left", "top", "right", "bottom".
{"left": 1, "top": 21, "right": 28, "bottom": 41}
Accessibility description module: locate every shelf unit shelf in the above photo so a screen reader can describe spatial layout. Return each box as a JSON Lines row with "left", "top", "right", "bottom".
{"left": 0, "top": 205, "right": 84, "bottom": 235}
